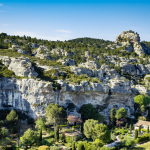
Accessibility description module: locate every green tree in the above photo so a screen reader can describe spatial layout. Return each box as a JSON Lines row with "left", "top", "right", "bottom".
{"left": 78, "top": 142, "right": 85, "bottom": 150}
{"left": 93, "top": 124, "right": 110, "bottom": 144}
{"left": 79, "top": 103, "right": 104, "bottom": 122}
{"left": 125, "top": 123, "right": 127, "bottom": 130}
{"left": 134, "top": 129, "right": 138, "bottom": 139}
{"left": 134, "top": 95, "right": 150, "bottom": 106}
{"left": 6, "top": 110, "right": 18, "bottom": 124}
{"left": 84, "top": 119, "right": 98, "bottom": 140}
{"left": 55, "top": 125, "right": 59, "bottom": 142}
{"left": 139, "top": 126, "right": 141, "bottom": 133}
{"left": 122, "top": 136, "right": 135, "bottom": 148}
{"left": 22, "top": 128, "right": 37, "bottom": 148}
{"left": 45, "top": 103, "right": 67, "bottom": 129}
{"left": 130, "top": 124, "right": 132, "bottom": 133}
{"left": 72, "top": 141, "right": 76, "bottom": 150}
{"left": 115, "top": 108, "right": 127, "bottom": 120}
{"left": 110, "top": 108, "right": 116, "bottom": 126}
{"left": 39, "top": 128, "right": 42, "bottom": 141}
{"left": 35, "top": 117, "right": 45, "bottom": 130}
{"left": 147, "top": 126, "right": 149, "bottom": 134}
{"left": 140, "top": 105, "right": 145, "bottom": 113}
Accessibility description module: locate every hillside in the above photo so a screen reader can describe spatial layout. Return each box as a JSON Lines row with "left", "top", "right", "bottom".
{"left": 0, "top": 30, "right": 150, "bottom": 123}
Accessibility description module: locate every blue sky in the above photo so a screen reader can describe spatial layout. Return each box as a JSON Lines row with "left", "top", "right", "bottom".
{"left": 0, "top": 0, "right": 150, "bottom": 41}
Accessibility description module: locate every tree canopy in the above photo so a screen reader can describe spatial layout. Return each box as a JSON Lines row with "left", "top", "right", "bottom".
{"left": 79, "top": 103, "right": 104, "bottom": 122}
{"left": 45, "top": 103, "right": 67, "bottom": 128}
{"left": 6, "top": 109, "right": 18, "bottom": 124}
{"left": 84, "top": 119, "right": 98, "bottom": 140}
{"left": 134, "top": 95, "right": 150, "bottom": 106}
{"left": 115, "top": 108, "right": 127, "bottom": 120}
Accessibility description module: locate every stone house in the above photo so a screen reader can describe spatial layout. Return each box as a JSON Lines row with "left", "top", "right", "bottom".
{"left": 134, "top": 120, "right": 150, "bottom": 130}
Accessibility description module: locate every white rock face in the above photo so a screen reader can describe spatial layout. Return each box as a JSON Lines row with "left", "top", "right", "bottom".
{"left": 79, "top": 61, "right": 100, "bottom": 69}
{"left": 62, "top": 59, "right": 75, "bottom": 66}
{"left": 0, "top": 77, "right": 143, "bottom": 121}
{"left": 115, "top": 30, "right": 140, "bottom": 43}
{"left": 0, "top": 56, "right": 38, "bottom": 77}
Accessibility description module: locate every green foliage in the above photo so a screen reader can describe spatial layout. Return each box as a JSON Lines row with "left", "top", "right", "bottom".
{"left": 134, "top": 133, "right": 150, "bottom": 143}
{"left": 0, "top": 127, "right": 8, "bottom": 139}
{"left": 139, "top": 125, "right": 141, "bottom": 133}
{"left": 110, "top": 108, "right": 116, "bottom": 126}
{"left": 79, "top": 103, "right": 104, "bottom": 122}
{"left": 138, "top": 116, "right": 146, "bottom": 121}
{"left": 61, "top": 132, "right": 66, "bottom": 143}
{"left": 38, "top": 146, "right": 50, "bottom": 150}
{"left": 134, "top": 129, "right": 138, "bottom": 139}
{"left": 35, "top": 117, "right": 45, "bottom": 130}
{"left": 130, "top": 124, "right": 132, "bottom": 133}
{"left": 115, "top": 108, "right": 127, "bottom": 120}
{"left": 50, "top": 146, "right": 61, "bottom": 150}
{"left": 6, "top": 109, "right": 18, "bottom": 124}
{"left": 45, "top": 103, "right": 67, "bottom": 128}
{"left": 21, "top": 128, "right": 37, "bottom": 147}
{"left": 11, "top": 125, "right": 18, "bottom": 134}
{"left": 140, "top": 105, "right": 145, "bottom": 113}
{"left": 147, "top": 126, "right": 149, "bottom": 133}
{"left": 71, "top": 141, "right": 75, "bottom": 150}
{"left": 100, "top": 147, "right": 110, "bottom": 150}
{"left": 93, "top": 124, "right": 110, "bottom": 144}
{"left": 125, "top": 123, "right": 127, "bottom": 130}
{"left": 78, "top": 142, "right": 85, "bottom": 150}
{"left": 39, "top": 128, "right": 42, "bottom": 141}
{"left": 55, "top": 125, "right": 59, "bottom": 142}
{"left": 84, "top": 119, "right": 98, "bottom": 140}
{"left": 134, "top": 95, "right": 150, "bottom": 106}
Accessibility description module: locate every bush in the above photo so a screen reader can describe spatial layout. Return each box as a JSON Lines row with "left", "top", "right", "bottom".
{"left": 110, "top": 147, "right": 117, "bottom": 150}
{"left": 100, "top": 147, "right": 110, "bottom": 150}
{"left": 38, "top": 146, "right": 50, "bottom": 150}
{"left": 1, "top": 127, "right": 8, "bottom": 138}
{"left": 134, "top": 133, "right": 150, "bottom": 143}
{"left": 50, "top": 146, "right": 61, "bottom": 150}
{"left": 138, "top": 116, "right": 146, "bottom": 121}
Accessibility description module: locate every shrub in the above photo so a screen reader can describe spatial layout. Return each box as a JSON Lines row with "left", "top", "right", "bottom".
{"left": 134, "top": 133, "right": 150, "bottom": 143}
{"left": 72, "top": 141, "right": 76, "bottom": 150}
{"left": 50, "top": 146, "right": 61, "bottom": 150}
{"left": 100, "top": 147, "right": 110, "bottom": 150}
{"left": 78, "top": 143, "right": 85, "bottom": 150}
{"left": 138, "top": 116, "right": 146, "bottom": 121}
{"left": 38, "top": 146, "right": 50, "bottom": 150}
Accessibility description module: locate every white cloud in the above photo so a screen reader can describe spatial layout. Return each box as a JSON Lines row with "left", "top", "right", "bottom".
{"left": 3, "top": 24, "right": 9, "bottom": 26}
{"left": 57, "top": 30, "right": 72, "bottom": 33}
{"left": 0, "top": 3, "right": 3, "bottom": 6}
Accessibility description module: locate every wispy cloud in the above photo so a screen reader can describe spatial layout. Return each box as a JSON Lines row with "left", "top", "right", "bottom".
{"left": 0, "top": 3, "right": 3, "bottom": 6}
{"left": 57, "top": 30, "right": 72, "bottom": 33}
{"left": 3, "top": 24, "right": 9, "bottom": 26}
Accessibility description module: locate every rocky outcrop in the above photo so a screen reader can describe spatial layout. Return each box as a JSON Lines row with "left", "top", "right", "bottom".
{"left": 0, "top": 56, "right": 38, "bottom": 77}
{"left": 78, "top": 61, "right": 100, "bottom": 69}
{"left": 0, "top": 77, "right": 141, "bottom": 122}
{"left": 115, "top": 30, "right": 140, "bottom": 43}
{"left": 62, "top": 59, "right": 75, "bottom": 66}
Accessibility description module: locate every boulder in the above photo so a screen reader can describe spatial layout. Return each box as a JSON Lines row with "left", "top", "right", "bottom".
{"left": 62, "top": 59, "right": 75, "bottom": 66}
{"left": 79, "top": 61, "right": 100, "bottom": 69}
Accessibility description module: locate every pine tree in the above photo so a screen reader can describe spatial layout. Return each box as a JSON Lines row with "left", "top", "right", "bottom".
{"left": 72, "top": 141, "right": 76, "bottom": 150}
{"left": 134, "top": 129, "right": 138, "bottom": 139}
{"left": 130, "top": 124, "right": 132, "bottom": 134}
{"left": 39, "top": 128, "right": 42, "bottom": 141}
{"left": 55, "top": 125, "right": 59, "bottom": 142}
{"left": 147, "top": 126, "right": 149, "bottom": 134}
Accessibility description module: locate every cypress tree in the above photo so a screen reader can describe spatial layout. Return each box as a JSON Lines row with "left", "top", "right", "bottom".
{"left": 125, "top": 123, "right": 127, "bottom": 130}
{"left": 78, "top": 143, "right": 85, "bottom": 150}
{"left": 110, "top": 108, "right": 116, "bottom": 126}
{"left": 72, "top": 141, "right": 76, "bottom": 150}
{"left": 147, "top": 126, "right": 149, "bottom": 134}
{"left": 130, "top": 124, "right": 132, "bottom": 133}
{"left": 39, "top": 128, "right": 42, "bottom": 141}
{"left": 134, "top": 129, "right": 138, "bottom": 139}
{"left": 139, "top": 126, "right": 141, "bottom": 134}
{"left": 55, "top": 125, "right": 59, "bottom": 142}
